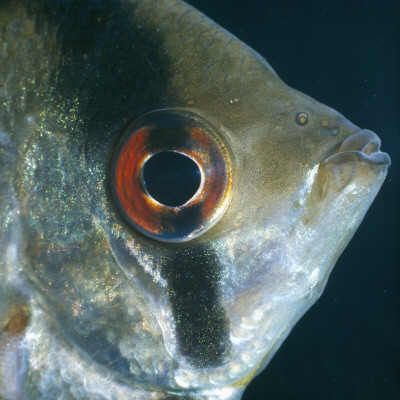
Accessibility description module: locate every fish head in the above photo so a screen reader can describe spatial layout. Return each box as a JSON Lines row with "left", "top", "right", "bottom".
{"left": 89, "top": 54, "right": 390, "bottom": 392}
{"left": 190, "top": 93, "right": 391, "bottom": 379}
{"left": 141, "top": 81, "right": 390, "bottom": 385}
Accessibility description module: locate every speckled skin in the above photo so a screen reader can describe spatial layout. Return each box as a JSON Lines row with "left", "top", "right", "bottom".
{"left": 0, "top": 0, "right": 389, "bottom": 399}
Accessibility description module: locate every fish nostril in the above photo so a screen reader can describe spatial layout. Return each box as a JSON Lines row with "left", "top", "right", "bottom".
{"left": 296, "top": 112, "right": 308, "bottom": 125}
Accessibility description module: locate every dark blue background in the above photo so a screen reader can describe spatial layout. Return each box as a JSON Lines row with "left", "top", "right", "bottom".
{"left": 186, "top": 1, "right": 399, "bottom": 399}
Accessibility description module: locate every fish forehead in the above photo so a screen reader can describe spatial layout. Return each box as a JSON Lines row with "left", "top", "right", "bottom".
{"left": 0, "top": 0, "right": 389, "bottom": 399}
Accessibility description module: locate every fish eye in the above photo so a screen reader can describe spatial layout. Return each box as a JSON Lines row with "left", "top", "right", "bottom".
{"left": 112, "top": 110, "right": 234, "bottom": 243}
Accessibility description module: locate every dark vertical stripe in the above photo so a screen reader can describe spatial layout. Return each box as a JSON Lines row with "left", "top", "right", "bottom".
{"left": 162, "top": 244, "right": 230, "bottom": 367}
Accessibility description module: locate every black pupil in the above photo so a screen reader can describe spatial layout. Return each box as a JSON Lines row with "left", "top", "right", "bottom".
{"left": 143, "top": 151, "right": 201, "bottom": 207}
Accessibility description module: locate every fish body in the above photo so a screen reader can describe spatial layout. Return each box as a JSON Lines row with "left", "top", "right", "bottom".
{"left": 0, "top": 0, "right": 390, "bottom": 399}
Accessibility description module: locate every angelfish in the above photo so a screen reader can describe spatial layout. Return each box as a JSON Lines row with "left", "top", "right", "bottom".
{"left": 0, "top": 0, "right": 390, "bottom": 399}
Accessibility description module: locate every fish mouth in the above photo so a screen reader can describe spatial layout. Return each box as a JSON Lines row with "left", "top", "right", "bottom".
{"left": 324, "top": 129, "right": 391, "bottom": 166}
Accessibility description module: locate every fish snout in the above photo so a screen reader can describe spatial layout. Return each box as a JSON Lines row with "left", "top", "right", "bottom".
{"left": 324, "top": 129, "right": 391, "bottom": 166}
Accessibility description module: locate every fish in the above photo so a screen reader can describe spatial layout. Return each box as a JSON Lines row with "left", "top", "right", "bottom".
{"left": 0, "top": 0, "right": 390, "bottom": 399}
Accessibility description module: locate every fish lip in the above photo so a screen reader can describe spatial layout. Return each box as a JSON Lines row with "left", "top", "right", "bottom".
{"left": 323, "top": 129, "right": 391, "bottom": 166}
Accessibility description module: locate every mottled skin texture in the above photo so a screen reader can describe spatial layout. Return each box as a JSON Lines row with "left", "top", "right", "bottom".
{"left": 0, "top": 0, "right": 389, "bottom": 399}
